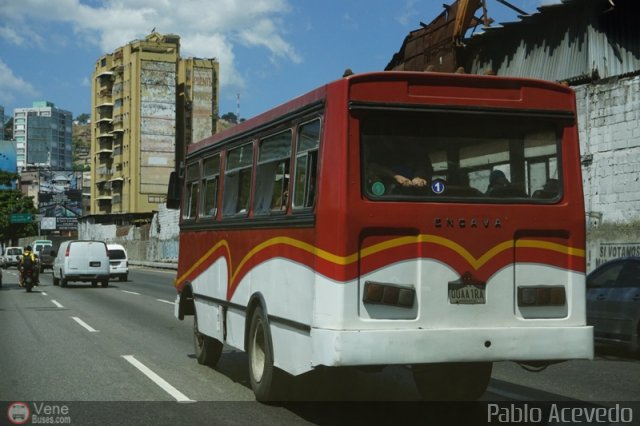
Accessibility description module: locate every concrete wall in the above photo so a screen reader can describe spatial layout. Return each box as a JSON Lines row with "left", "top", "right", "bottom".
{"left": 575, "top": 75, "right": 640, "bottom": 272}
{"left": 76, "top": 205, "right": 180, "bottom": 267}
{"left": 576, "top": 75, "right": 640, "bottom": 225}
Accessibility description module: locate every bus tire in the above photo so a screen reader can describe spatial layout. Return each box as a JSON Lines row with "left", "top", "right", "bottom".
{"left": 248, "top": 306, "right": 280, "bottom": 402}
{"left": 412, "top": 362, "right": 492, "bottom": 401}
{"left": 194, "top": 312, "right": 222, "bottom": 367}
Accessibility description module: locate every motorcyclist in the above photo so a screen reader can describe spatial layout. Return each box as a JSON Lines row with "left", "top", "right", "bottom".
{"left": 18, "top": 245, "right": 39, "bottom": 287}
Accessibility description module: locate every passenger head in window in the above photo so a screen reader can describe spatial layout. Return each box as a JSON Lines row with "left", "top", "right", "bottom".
{"left": 532, "top": 179, "right": 560, "bottom": 199}
{"left": 486, "top": 170, "right": 510, "bottom": 194}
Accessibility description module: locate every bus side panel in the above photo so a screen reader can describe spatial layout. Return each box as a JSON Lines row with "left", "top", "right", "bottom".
{"left": 190, "top": 256, "right": 229, "bottom": 342}
{"left": 228, "top": 257, "right": 315, "bottom": 375}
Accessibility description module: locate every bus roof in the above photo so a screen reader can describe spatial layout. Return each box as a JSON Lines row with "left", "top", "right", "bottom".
{"left": 189, "top": 71, "right": 574, "bottom": 155}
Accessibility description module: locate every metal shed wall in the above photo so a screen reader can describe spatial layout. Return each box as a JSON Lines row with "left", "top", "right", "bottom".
{"left": 463, "top": 0, "right": 640, "bottom": 82}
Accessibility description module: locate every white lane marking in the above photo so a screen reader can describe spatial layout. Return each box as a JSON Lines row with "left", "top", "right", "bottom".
{"left": 121, "top": 290, "right": 141, "bottom": 295}
{"left": 41, "top": 292, "right": 48, "bottom": 296}
{"left": 156, "top": 299, "right": 173, "bottom": 305}
{"left": 122, "top": 355, "right": 195, "bottom": 403}
{"left": 51, "top": 300, "right": 64, "bottom": 308}
{"left": 71, "top": 316, "right": 99, "bottom": 332}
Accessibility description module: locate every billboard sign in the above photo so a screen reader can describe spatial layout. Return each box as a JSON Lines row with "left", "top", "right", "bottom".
{"left": 38, "top": 171, "right": 83, "bottom": 231}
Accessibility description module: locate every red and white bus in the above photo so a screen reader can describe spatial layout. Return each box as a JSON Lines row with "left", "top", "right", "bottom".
{"left": 169, "top": 71, "right": 593, "bottom": 401}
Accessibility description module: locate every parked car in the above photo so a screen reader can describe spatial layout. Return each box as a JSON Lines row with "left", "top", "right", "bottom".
{"left": 52, "top": 240, "right": 110, "bottom": 287}
{"left": 107, "top": 243, "right": 129, "bottom": 281}
{"left": 587, "top": 256, "right": 640, "bottom": 352}
{"left": 39, "top": 246, "right": 56, "bottom": 273}
{"left": 2, "top": 247, "right": 24, "bottom": 269}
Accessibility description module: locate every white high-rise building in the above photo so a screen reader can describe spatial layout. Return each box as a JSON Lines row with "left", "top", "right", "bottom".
{"left": 13, "top": 101, "right": 73, "bottom": 171}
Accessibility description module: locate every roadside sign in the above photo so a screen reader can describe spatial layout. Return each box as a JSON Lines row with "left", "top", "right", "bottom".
{"left": 41, "top": 217, "right": 57, "bottom": 230}
{"left": 10, "top": 213, "right": 33, "bottom": 223}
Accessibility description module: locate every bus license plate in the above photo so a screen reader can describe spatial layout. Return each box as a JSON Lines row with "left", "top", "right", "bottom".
{"left": 448, "top": 284, "right": 486, "bottom": 304}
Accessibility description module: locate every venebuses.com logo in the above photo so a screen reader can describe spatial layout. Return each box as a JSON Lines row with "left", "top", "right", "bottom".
{"left": 7, "top": 402, "right": 30, "bottom": 425}
{"left": 6, "top": 402, "right": 71, "bottom": 424}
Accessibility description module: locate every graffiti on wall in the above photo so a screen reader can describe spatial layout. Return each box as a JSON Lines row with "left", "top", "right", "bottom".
{"left": 595, "top": 242, "right": 640, "bottom": 268}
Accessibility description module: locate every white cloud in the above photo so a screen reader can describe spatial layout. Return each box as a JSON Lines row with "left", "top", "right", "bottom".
{"left": 0, "top": 0, "right": 301, "bottom": 93}
{"left": 0, "top": 59, "right": 39, "bottom": 105}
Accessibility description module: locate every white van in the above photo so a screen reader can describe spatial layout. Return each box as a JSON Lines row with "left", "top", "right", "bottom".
{"left": 52, "top": 240, "right": 110, "bottom": 287}
{"left": 107, "top": 243, "right": 129, "bottom": 281}
{"left": 3, "top": 247, "right": 24, "bottom": 269}
{"left": 33, "top": 240, "right": 53, "bottom": 257}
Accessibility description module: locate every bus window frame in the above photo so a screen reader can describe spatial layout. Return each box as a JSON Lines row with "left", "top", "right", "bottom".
{"left": 356, "top": 105, "right": 569, "bottom": 204}
{"left": 222, "top": 141, "right": 255, "bottom": 218}
{"left": 183, "top": 161, "right": 200, "bottom": 221}
{"left": 292, "top": 117, "right": 322, "bottom": 212}
{"left": 200, "top": 154, "right": 221, "bottom": 220}
{"left": 254, "top": 129, "right": 293, "bottom": 217}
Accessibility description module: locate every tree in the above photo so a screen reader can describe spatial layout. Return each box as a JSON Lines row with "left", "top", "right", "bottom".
{"left": 0, "top": 188, "right": 38, "bottom": 246}
{"left": 221, "top": 112, "right": 238, "bottom": 124}
{"left": 75, "top": 113, "right": 90, "bottom": 124}
{"left": 0, "top": 170, "right": 18, "bottom": 186}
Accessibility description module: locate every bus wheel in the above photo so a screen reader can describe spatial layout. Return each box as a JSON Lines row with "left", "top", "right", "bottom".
{"left": 193, "top": 313, "right": 222, "bottom": 367}
{"left": 248, "top": 306, "right": 280, "bottom": 402}
{"left": 412, "top": 362, "right": 492, "bottom": 401}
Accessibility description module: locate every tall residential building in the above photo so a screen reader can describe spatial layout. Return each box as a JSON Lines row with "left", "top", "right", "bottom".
{"left": 13, "top": 101, "right": 73, "bottom": 171}
{"left": 90, "top": 32, "right": 219, "bottom": 215}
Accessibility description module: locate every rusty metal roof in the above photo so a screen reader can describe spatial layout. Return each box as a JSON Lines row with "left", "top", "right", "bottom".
{"left": 462, "top": 0, "right": 640, "bottom": 82}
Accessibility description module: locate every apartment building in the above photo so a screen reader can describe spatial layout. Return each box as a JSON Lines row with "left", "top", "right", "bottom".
{"left": 90, "top": 32, "right": 219, "bottom": 215}
{"left": 13, "top": 101, "right": 73, "bottom": 171}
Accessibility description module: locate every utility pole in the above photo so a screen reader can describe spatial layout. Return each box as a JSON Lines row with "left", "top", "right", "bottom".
{"left": 236, "top": 93, "right": 240, "bottom": 122}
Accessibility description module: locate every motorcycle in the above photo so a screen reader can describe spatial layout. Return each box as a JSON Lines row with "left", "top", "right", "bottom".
{"left": 20, "top": 266, "right": 37, "bottom": 292}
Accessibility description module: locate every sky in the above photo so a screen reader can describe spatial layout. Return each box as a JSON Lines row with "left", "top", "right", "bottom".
{"left": 0, "top": 0, "right": 557, "bottom": 123}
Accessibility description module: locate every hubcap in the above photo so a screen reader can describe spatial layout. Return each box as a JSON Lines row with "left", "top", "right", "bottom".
{"left": 251, "top": 319, "right": 265, "bottom": 382}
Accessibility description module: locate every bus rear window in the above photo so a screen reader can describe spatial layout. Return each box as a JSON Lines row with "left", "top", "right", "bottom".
{"left": 360, "top": 110, "right": 564, "bottom": 202}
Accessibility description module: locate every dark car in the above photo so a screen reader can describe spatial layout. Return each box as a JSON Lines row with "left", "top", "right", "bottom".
{"left": 39, "top": 246, "right": 56, "bottom": 273}
{"left": 586, "top": 257, "right": 640, "bottom": 352}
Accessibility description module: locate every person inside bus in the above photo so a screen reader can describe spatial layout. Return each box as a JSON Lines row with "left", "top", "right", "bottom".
{"left": 532, "top": 178, "right": 560, "bottom": 199}
{"left": 486, "top": 169, "right": 527, "bottom": 197}
{"left": 367, "top": 140, "right": 432, "bottom": 194}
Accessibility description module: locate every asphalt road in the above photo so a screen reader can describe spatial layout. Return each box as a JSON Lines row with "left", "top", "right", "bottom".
{"left": 1, "top": 266, "right": 639, "bottom": 425}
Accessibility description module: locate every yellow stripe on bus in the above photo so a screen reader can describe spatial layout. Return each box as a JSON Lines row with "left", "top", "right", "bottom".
{"left": 175, "top": 235, "right": 584, "bottom": 287}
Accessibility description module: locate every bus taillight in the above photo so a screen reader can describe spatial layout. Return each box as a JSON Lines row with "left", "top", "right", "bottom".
{"left": 363, "top": 281, "right": 415, "bottom": 308}
{"left": 517, "top": 286, "right": 566, "bottom": 307}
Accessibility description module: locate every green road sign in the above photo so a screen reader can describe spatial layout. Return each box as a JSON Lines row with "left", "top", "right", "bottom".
{"left": 10, "top": 213, "right": 33, "bottom": 223}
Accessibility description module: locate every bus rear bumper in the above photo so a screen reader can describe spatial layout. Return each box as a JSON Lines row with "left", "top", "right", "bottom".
{"left": 311, "top": 326, "right": 594, "bottom": 367}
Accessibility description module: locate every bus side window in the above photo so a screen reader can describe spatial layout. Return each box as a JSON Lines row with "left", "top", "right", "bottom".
{"left": 254, "top": 131, "right": 292, "bottom": 215}
{"left": 183, "top": 162, "right": 200, "bottom": 220}
{"left": 201, "top": 155, "right": 220, "bottom": 218}
{"left": 223, "top": 143, "right": 254, "bottom": 217}
{"left": 293, "top": 119, "right": 320, "bottom": 210}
